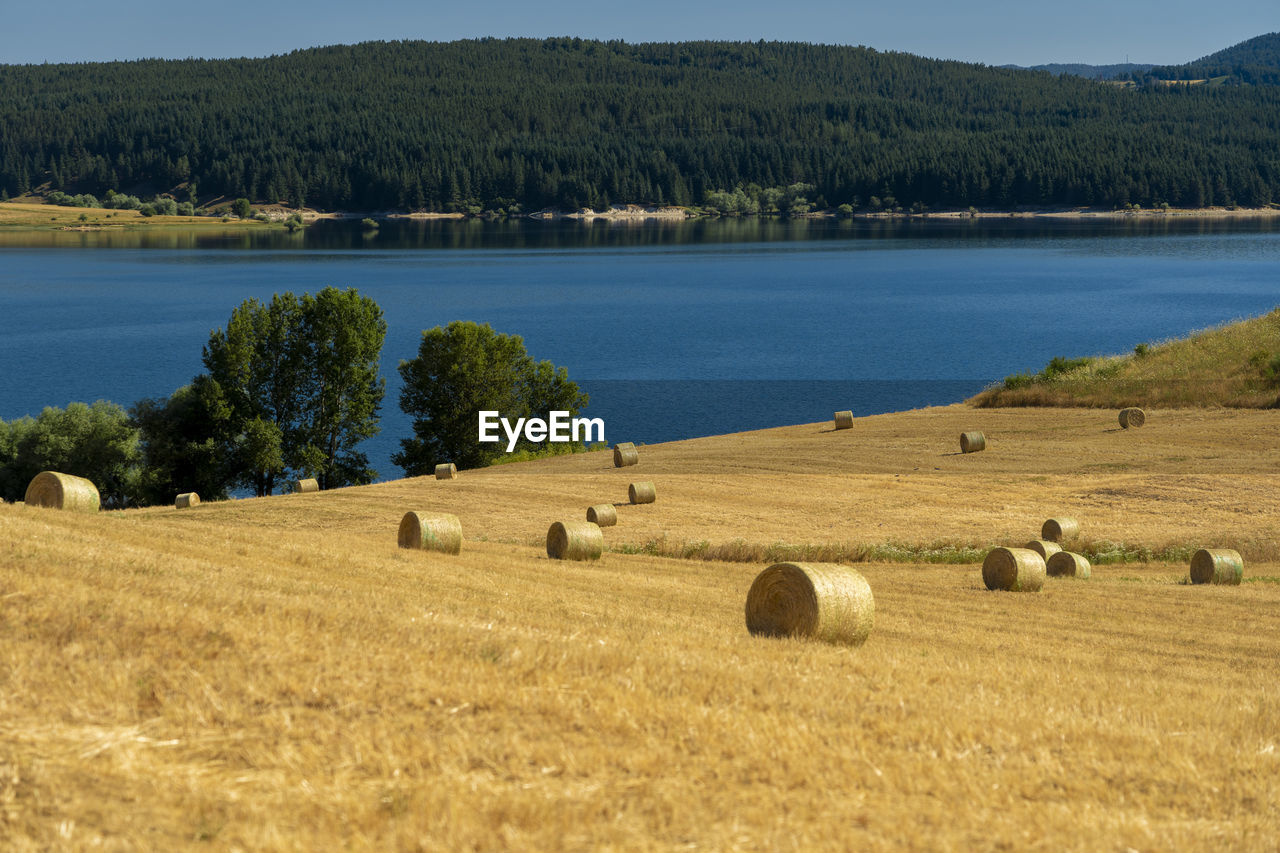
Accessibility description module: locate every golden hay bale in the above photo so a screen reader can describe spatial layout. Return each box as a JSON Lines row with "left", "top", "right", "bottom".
{"left": 613, "top": 444, "right": 639, "bottom": 467}
{"left": 397, "top": 511, "right": 463, "bottom": 554}
{"left": 628, "top": 481, "right": 656, "bottom": 504}
{"left": 296, "top": 478, "right": 319, "bottom": 494}
{"left": 24, "top": 471, "right": 100, "bottom": 513}
{"left": 1119, "top": 407, "right": 1147, "bottom": 429}
{"left": 435, "top": 463, "right": 458, "bottom": 480}
{"left": 1046, "top": 550, "right": 1092, "bottom": 579}
{"left": 745, "top": 562, "right": 874, "bottom": 646}
{"left": 175, "top": 492, "right": 200, "bottom": 509}
{"left": 1024, "top": 539, "right": 1063, "bottom": 561}
{"left": 586, "top": 504, "right": 617, "bottom": 527}
{"left": 960, "top": 431, "right": 986, "bottom": 453}
{"left": 546, "top": 520, "right": 603, "bottom": 561}
{"left": 1189, "top": 548, "right": 1243, "bottom": 585}
{"left": 833, "top": 410, "right": 854, "bottom": 430}
{"left": 1040, "top": 516, "right": 1079, "bottom": 542}
{"left": 982, "top": 547, "right": 1046, "bottom": 592}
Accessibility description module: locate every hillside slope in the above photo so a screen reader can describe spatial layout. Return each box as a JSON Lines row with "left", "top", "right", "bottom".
{"left": 3, "top": 38, "right": 1280, "bottom": 212}
{"left": 3, "top": 405, "right": 1279, "bottom": 848}
{"left": 970, "top": 308, "right": 1280, "bottom": 409}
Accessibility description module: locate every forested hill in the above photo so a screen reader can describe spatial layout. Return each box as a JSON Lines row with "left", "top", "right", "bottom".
{"left": 3, "top": 38, "right": 1280, "bottom": 213}
{"left": 1144, "top": 32, "right": 1280, "bottom": 84}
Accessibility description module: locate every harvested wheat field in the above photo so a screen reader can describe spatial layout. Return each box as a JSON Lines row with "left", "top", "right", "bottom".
{"left": 3, "top": 405, "right": 1280, "bottom": 849}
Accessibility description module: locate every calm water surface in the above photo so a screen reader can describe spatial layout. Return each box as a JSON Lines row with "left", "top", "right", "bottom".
{"left": 2, "top": 217, "right": 1278, "bottom": 479}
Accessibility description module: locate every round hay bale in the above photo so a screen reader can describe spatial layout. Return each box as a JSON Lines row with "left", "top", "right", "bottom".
{"left": 613, "top": 445, "right": 639, "bottom": 467}
{"left": 1040, "top": 517, "right": 1079, "bottom": 543}
{"left": 175, "top": 492, "right": 200, "bottom": 509}
{"left": 546, "top": 520, "right": 603, "bottom": 561}
{"left": 435, "top": 463, "right": 458, "bottom": 480}
{"left": 1189, "top": 548, "right": 1243, "bottom": 585}
{"left": 1119, "top": 407, "right": 1146, "bottom": 429}
{"left": 1046, "top": 550, "right": 1092, "bottom": 579}
{"left": 296, "top": 478, "right": 319, "bottom": 494}
{"left": 982, "top": 547, "right": 1046, "bottom": 592}
{"left": 960, "top": 431, "right": 986, "bottom": 453}
{"left": 397, "top": 511, "right": 463, "bottom": 554}
{"left": 1024, "top": 539, "right": 1063, "bottom": 562}
{"left": 24, "top": 471, "right": 100, "bottom": 513}
{"left": 833, "top": 410, "right": 854, "bottom": 430}
{"left": 628, "top": 481, "right": 656, "bottom": 504}
{"left": 745, "top": 562, "right": 874, "bottom": 646}
{"left": 586, "top": 504, "right": 617, "bottom": 527}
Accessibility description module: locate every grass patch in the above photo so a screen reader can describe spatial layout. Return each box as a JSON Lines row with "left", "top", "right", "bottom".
{"left": 971, "top": 307, "right": 1280, "bottom": 408}
{"left": 486, "top": 442, "right": 605, "bottom": 466}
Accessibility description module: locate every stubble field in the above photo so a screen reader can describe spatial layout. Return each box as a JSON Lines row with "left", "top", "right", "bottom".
{"left": 2, "top": 405, "right": 1278, "bottom": 849}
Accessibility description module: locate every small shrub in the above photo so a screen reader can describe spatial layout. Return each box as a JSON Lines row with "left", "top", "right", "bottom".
{"left": 1003, "top": 372, "right": 1035, "bottom": 390}
{"left": 1041, "top": 356, "right": 1092, "bottom": 380}
{"left": 1134, "top": 343, "right": 1150, "bottom": 358}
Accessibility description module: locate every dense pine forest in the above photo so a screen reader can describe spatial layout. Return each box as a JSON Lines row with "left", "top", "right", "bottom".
{"left": 2, "top": 37, "right": 1279, "bottom": 213}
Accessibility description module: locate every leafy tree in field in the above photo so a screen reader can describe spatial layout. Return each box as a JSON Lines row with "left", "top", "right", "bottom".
{"left": 200, "top": 287, "right": 386, "bottom": 494}
{"left": 394, "top": 321, "right": 587, "bottom": 473}
{"left": 129, "top": 377, "right": 233, "bottom": 505}
{"left": 231, "top": 198, "right": 253, "bottom": 219}
{"left": 0, "top": 401, "right": 141, "bottom": 507}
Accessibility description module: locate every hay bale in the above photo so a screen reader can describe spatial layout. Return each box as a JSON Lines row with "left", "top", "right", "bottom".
{"left": 982, "top": 547, "right": 1046, "bottom": 592}
{"left": 1189, "top": 548, "right": 1243, "bottom": 585}
{"left": 435, "top": 463, "right": 458, "bottom": 480}
{"left": 24, "top": 471, "right": 100, "bottom": 513}
{"left": 1024, "top": 539, "right": 1063, "bottom": 562}
{"left": 1040, "top": 517, "right": 1079, "bottom": 542}
{"left": 745, "top": 562, "right": 874, "bottom": 646}
{"left": 833, "top": 410, "right": 854, "bottom": 430}
{"left": 586, "top": 504, "right": 617, "bottom": 527}
{"left": 397, "top": 511, "right": 463, "bottom": 554}
{"left": 1046, "top": 550, "right": 1092, "bottom": 579}
{"left": 960, "top": 431, "right": 986, "bottom": 453}
{"left": 613, "top": 443, "right": 639, "bottom": 467}
{"left": 175, "top": 492, "right": 200, "bottom": 509}
{"left": 1119, "top": 407, "right": 1146, "bottom": 429}
{"left": 628, "top": 481, "right": 656, "bottom": 504}
{"left": 296, "top": 478, "right": 319, "bottom": 494}
{"left": 546, "top": 520, "right": 603, "bottom": 560}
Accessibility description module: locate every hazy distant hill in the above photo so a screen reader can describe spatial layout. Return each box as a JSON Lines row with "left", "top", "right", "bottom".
{"left": 2, "top": 38, "right": 1278, "bottom": 212}
{"left": 1145, "top": 32, "right": 1280, "bottom": 84}
{"left": 1000, "top": 62, "right": 1153, "bottom": 80}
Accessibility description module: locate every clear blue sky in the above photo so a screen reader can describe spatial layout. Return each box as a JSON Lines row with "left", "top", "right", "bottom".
{"left": 2, "top": 0, "right": 1274, "bottom": 67}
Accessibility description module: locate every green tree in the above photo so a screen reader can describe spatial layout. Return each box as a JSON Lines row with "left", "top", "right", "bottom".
{"left": 231, "top": 197, "right": 253, "bottom": 219}
{"left": 200, "top": 287, "right": 385, "bottom": 494}
{"left": 129, "top": 377, "right": 233, "bottom": 505}
{"left": 394, "top": 321, "right": 587, "bottom": 474}
{"left": 0, "top": 401, "right": 141, "bottom": 507}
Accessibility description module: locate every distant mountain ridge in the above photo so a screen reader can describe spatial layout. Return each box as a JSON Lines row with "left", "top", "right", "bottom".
{"left": 1000, "top": 62, "right": 1153, "bottom": 80}
{"left": 1145, "top": 32, "right": 1280, "bottom": 84}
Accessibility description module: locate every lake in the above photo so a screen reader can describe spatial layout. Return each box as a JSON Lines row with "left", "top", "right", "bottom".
{"left": 2, "top": 216, "right": 1279, "bottom": 481}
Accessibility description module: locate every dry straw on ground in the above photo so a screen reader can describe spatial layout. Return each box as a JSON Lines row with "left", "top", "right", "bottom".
{"left": 435, "top": 463, "right": 458, "bottom": 480}
{"left": 1046, "top": 550, "right": 1092, "bottom": 579}
{"left": 546, "top": 520, "right": 604, "bottom": 560}
{"left": 1024, "top": 539, "right": 1063, "bottom": 561}
{"left": 1041, "top": 516, "right": 1079, "bottom": 542}
{"left": 586, "top": 504, "right": 618, "bottom": 527}
{"left": 23, "top": 471, "right": 100, "bottom": 512}
{"left": 295, "top": 478, "right": 319, "bottom": 494}
{"left": 834, "top": 410, "right": 854, "bottom": 430}
{"left": 397, "top": 511, "right": 463, "bottom": 554}
{"left": 1189, "top": 548, "right": 1243, "bottom": 585}
{"left": 982, "top": 547, "right": 1046, "bottom": 591}
{"left": 629, "top": 482, "right": 656, "bottom": 504}
{"left": 175, "top": 492, "right": 200, "bottom": 509}
{"left": 1120, "top": 407, "right": 1147, "bottom": 429}
{"left": 613, "top": 443, "right": 639, "bottom": 467}
{"left": 744, "top": 562, "right": 874, "bottom": 646}
{"left": 959, "top": 431, "right": 986, "bottom": 453}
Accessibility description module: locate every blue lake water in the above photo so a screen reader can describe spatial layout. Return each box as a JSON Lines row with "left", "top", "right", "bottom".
{"left": 2, "top": 217, "right": 1279, "bottom": 479}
